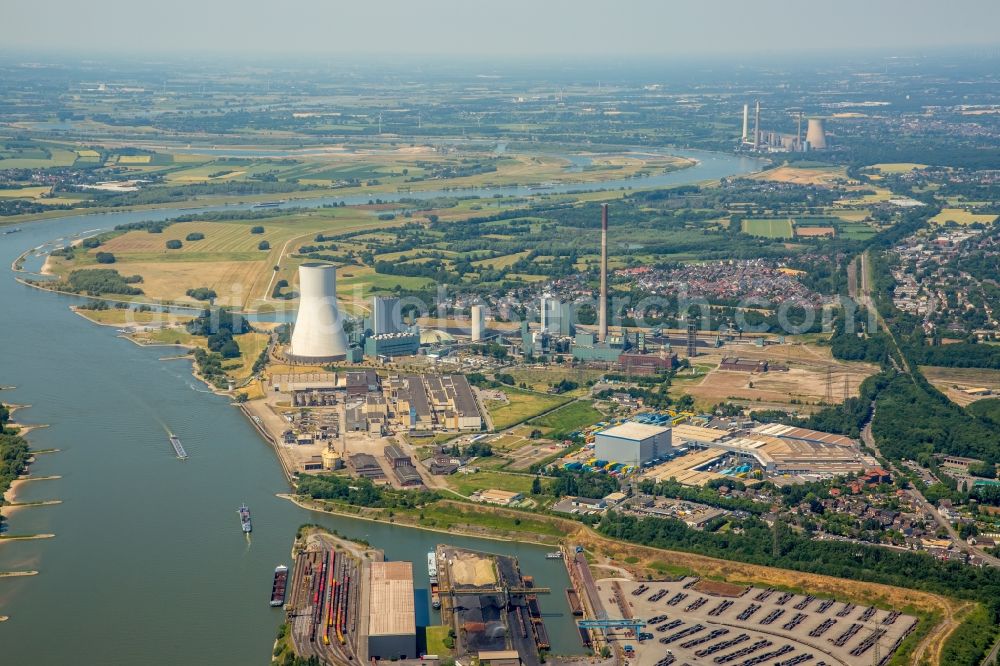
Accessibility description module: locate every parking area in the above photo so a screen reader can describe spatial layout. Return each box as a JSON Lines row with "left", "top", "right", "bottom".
{"left": 598, "top": 577, "right": 917, "bottom": 666}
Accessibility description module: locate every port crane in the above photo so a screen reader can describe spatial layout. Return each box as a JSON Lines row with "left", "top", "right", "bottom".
{"left": 577, "top": 619, "right": 648, "bottom": 632}
{"left": 443, "top": 585, "right": 552, "bottom": 612}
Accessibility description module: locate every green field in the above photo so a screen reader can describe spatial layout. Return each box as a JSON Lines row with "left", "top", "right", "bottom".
{"left": 741, "top": 218, "right": 794, "bottom": 239}
{"left": 448, "top": 470, "right": 537, "bottom": 496}
{"left": 485, "top": 387, "right": 571, "bottom": 430}
{"left": 528, "top": 399, "right": 603, "bottom": 435}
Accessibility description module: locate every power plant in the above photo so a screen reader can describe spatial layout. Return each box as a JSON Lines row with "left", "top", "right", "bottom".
{"left": 740, "top": 101, "right": 827, "bottom": 152}
{"left": 288, "top": 263, "right": 349, "bottom": 362}
{"left": 598, "top": 203, "right": 609, "bottom": 343}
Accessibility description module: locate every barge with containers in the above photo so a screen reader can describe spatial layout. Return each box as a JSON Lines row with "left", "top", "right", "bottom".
{"left": 271, "top": 565, "right": 289, "bottom": 606}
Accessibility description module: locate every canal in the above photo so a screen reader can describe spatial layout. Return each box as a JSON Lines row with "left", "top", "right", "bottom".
{"left": 0, "top": 150, "right": 763, "bottom": 664}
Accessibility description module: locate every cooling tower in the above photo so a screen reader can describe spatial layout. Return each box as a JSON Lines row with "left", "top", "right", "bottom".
{"left": 471, "top": 304, "right": 485, "bottom": 342}
{"left": 806, "top": 118, "right": 827, "bottom": 149}
{"left": 288, "top": 263, "right": 349, "bottom": 362}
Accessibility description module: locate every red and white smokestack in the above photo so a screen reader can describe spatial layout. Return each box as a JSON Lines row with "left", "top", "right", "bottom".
{"left": 599, "top": 203, "right": 609, "bottom": 343}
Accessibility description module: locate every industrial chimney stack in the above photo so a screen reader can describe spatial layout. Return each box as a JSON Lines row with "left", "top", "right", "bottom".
{"left": 742, "top": 103, "right": 749, "bottom": 143}
{"left": 753, "top": 100, "right": 761, "bottom": 150}
{"left": 599, "top": 203, "right": 609, "bottom": 343}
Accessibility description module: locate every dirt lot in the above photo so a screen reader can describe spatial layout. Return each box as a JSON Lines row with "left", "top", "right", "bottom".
{"left": 920, "top": 365, "right": 1000, "bottom": 406}
{"left": 752, "top": 166, "right": 848, "bottom": 187}
{"left": 678, "top": 342, "right": 879, "bottom": 411}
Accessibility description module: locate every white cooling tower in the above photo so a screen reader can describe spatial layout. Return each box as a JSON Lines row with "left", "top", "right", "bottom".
{"left": 806, "top": 118, "right": 827, "bottom": 150}
{"left": 471, "top": 305, "right": 485, "bottom": 342}
{"left": 289, "top": 263, "right": 349, "bottom": 361}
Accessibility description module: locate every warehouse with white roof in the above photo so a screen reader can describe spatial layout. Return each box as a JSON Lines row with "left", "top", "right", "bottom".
{"left": 595, "top": 422, "right": 672, "bottom": 467}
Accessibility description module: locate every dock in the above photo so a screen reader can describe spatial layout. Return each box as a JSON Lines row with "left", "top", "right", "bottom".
{"left": 168, "top": 435, "right": 188, "bottom": 459}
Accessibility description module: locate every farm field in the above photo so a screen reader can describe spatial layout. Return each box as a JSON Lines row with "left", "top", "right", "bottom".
{"left": 871, "top": 162, "right": 928, "bottom": 173}
{"left": 741, "top": 218, "right": 794, "bottom": 238}
{"left": 929, "top": 208, "right": 998, "bottom": 225}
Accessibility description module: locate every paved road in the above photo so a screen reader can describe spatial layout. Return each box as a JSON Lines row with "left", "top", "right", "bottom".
{"left": 861, "top": 408, "right": 1000, "bottom": 568}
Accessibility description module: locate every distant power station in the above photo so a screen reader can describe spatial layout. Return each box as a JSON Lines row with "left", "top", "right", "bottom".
{"left": 740, "top": 100, "right": 827, "bottom": 152}
{"left": 288, "top": 263, "right": 349, "bottom": 362}
{"left": 806, "top": 117, "right": 828, "bottom": 150}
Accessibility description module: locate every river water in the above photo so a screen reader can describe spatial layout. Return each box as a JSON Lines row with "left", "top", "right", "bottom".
{"left": 0, "top": 150, "right": 763, "bottom": 664}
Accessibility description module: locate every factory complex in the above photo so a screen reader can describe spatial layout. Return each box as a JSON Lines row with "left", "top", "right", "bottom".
{"left": 564, "top": 414, "right": 880, "bottom": 487}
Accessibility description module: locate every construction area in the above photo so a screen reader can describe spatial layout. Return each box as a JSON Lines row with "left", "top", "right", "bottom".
{"left": 600, "top": 577, "right": 918, "bottom": 666}
{"left": 436, "top": 546, "right": 551, "bottom": 666}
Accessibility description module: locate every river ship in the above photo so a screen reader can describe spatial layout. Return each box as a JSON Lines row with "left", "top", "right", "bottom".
{"left": 238, "top": 504, "right": 252, "bottom": 533}
{"left": 270, "top": 565, "right": 288, "bottom": 606}
{"left": 427, "top": 551, "right": 437, "bottom": 580}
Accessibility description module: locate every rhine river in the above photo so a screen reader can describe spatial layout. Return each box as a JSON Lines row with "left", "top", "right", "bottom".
{"left": 0, "top": 149, "right": 764, "bottom": 664}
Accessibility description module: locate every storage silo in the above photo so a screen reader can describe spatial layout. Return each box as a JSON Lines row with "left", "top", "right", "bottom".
{"left": 288, "top": 263, "right": 349, "bottom": 362}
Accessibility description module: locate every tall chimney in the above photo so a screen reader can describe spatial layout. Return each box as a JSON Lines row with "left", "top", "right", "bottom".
{"left": 742, "top": 103, "right": 749, "bottom": 142}
{"left": 753, "top": 100, "right": 761, "bottom": 150}
{"left": 599, "top": 203, "right": 609, "bottom": 343}
{"left": 797, "top": 112, "right": 803, "bottom": 151}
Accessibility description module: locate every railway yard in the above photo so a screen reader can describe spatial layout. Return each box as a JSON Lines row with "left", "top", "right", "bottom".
{"left": 285, "top": 529, "right": 372, "bottom": 665}
{"left": 599, "top": 578, "right": 917, "bottom": 666}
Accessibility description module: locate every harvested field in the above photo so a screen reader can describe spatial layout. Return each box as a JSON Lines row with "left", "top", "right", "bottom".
{"left": 112, "top": 259, "right": 267, "bottom": 304}
{"left": 929, "top": 208, "right": 998, "bottom": 226}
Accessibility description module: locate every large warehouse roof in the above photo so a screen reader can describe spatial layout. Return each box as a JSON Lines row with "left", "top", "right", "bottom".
{"left": 368, "top": 561, "right": 415, "bottom": 637}
{"left": 599, "top": 422, "right": 670, "bottom": 441}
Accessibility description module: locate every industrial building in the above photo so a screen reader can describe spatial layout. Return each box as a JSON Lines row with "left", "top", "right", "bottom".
{"left": 424, "top": 374, "right": 482, "bottom": 430}
{"left": 540, "top": 295, "right": 575, "bottom": 336}
{"left": 595, "top": 422, "right": 673, "bottom": 467}
{"left": 371, "top": 296, "right": 402, "bottom": 336}
{"left": 572, "top": 331, "right": 639, "bottom": 363}
{"left": 617, "top": 349, "right": 677, "bottom": 376}
{"left": 350, "top": 453, "right": 385, "bottom": 480}
{"left": 364, "top": 331, "right": 420, "bottom": 358}
{"left": 367, "top": 561, "right": 416, "bottom": 660}
{"left": 288, "top": 263, "right": 349, "bottom": 362}
{"left": 720, "top": 357, "right": 769, "bottom": 373}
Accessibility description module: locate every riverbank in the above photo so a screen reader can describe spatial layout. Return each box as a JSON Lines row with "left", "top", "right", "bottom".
{"left": 282, "top": 493, "right": 563, "bottom": 548}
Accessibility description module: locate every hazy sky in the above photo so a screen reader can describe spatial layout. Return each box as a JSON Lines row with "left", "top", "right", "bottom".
{"left": 4, "top": 0, "right": 999, "bottom": 57}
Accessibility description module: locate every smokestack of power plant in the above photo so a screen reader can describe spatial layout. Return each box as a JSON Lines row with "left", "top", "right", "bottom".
{"left": 796, "top": 112, "right": 804, "bottom": 151}
{"left": 289, "top": 263, "right": 349, "bottom": 362}
{"left": 471, "top": 304, "right": 485, "bottom": 342}
{"left": 806, "top": 118, "right": 827, "bottom": 149}
{"left": 598, "top": 203, "right": 609, "bottom": 343}
{"left": 742, "top": 104, "right": 749, "bottom": 142}
{"left": 753, "top": 101, "right": 761, "bottom": 150}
